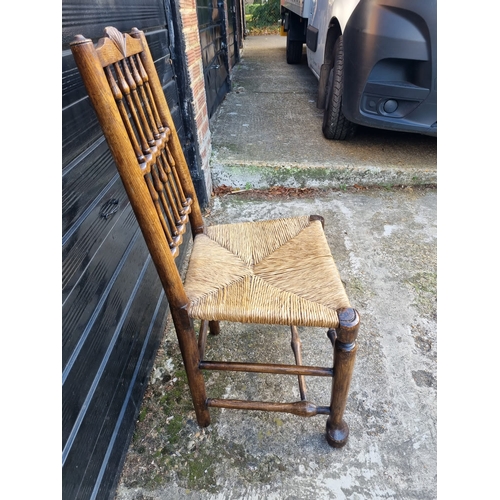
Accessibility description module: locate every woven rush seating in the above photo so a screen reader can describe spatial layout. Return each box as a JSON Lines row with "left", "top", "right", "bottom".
{"left": 70, "top": 26, "right": 360, "bottom": 448}
{"left": 185, "top": 216, "right": 350, "bottom": 327}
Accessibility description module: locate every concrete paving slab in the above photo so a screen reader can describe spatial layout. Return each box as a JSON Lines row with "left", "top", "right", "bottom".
{"left": 210, "top": 36, "right": 437, "bottom": 190}
{"left": 114, "top": 34, "right": 437, "bottom": 500}
{"left": 115, "top": 186, "right": 437, "bottom": 500}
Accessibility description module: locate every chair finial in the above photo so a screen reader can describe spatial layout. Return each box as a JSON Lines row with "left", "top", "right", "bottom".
{"left": 105, "top": 26, "right": 127, "bottom": 57}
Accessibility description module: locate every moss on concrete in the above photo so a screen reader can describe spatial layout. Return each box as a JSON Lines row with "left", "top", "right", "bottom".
{"left": 211, "top": 161, "right": 437, "bottom": 190}
{"left": 406, "top": 271, "right": 437, "bottom": 316}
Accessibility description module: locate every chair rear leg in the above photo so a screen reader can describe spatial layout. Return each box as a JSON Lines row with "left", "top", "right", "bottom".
{"left": 326, "top": 308, "right": 360, "bottom": 448}
{"left": 290, "top": 326, "right": 307, "bottom": 400}
{"left": 170, "top": 306, "right": 211, "bottom": 427}
{"left": 209, "top": 320, "right": 220, "bottom": 335}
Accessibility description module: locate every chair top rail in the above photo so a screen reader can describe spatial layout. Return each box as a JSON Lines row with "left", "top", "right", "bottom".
{"left": 96, "top": 27, "right": 144, "bottom": 68}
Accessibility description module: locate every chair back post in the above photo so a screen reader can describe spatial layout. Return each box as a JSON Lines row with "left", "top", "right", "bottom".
{"left": 129, "top": 27, "right": 205, "bottom": 237}
{"left": 70, "top": 34, "right": 190, "bottom": 310}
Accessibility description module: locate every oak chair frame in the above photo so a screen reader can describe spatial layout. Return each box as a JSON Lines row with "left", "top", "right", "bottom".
{"left": 70, "top": 27, "right": 360, "bottom": 448}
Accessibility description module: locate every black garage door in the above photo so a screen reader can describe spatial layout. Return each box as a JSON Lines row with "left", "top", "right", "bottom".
{"left": 62, "top": 1, "right": 194, "bottom": 498}
{"left": 226, "top": 0, "right": 241, "bottom": 68}
{"left": 196, "top": 0, "right": 231, "bottom": 118}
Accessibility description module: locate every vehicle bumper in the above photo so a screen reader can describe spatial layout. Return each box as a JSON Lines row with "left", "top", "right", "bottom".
{"left": 342, "top": 0, "right": 437, "bottom": 136}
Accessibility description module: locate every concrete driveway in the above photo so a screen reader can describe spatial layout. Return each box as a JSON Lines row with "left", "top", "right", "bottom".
{"left": 115, "top": 35, "right": 437, "bottom": 500}
{"left": 209, "top": 35, "right": 437, "bottom": 192}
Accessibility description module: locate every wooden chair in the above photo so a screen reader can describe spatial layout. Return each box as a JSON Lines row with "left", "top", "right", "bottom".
{"left": 70, "top": 27, "right": 360, "bottom": 448}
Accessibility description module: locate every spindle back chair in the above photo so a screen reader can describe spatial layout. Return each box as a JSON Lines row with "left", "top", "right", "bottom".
{"left": 70, "top": 27, "right": 360, "bottom": 448}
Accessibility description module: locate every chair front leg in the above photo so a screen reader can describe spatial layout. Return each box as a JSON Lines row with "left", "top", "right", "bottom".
{"left": 326, "top": 307, "right": 360, "bottom": 448}
{"left": 170, "top": 306, "right": 211, "bottom": 427}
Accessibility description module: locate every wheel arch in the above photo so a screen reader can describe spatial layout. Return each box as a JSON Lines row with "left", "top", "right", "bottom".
{"left": 324, "top": 19, "right": 342, "bottom": 66}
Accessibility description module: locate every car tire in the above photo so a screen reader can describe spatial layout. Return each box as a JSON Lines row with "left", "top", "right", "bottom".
{"left": 286, "top": 32, "right": 302, "bottom": 64}
{"left": 322, "top": 36, "right": 356, "bottom": 140}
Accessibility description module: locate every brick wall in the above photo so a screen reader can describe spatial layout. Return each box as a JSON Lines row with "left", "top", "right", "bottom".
{"left": 176, "top": 0, "right": 213, "bottom": 197}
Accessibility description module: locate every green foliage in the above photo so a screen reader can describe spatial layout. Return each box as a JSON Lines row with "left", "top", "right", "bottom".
{"left": 138, "top": 406, "right": 148, "bottom": 422}
{"left": 245, "top": 3, "right": 259, "bottom": 15}
{"left": 248, "top": 0, "right": 280, "bottom": 27}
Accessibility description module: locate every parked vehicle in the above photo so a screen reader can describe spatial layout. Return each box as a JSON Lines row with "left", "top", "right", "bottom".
{"left": 280, "top": 0, "right": 437, "bottom": 140}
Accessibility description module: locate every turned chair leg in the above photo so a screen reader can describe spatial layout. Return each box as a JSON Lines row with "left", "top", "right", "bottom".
{"left": 325, "top": 307, "right": 360, "bottom": 448}
{"left": 209, "top": 320, "right": 220, "bottom": 335}
{"left": 170, "top": 307, "right": 211, "bottom": 427}
{"left": 290, "top": 326, "right": 307, "bottom": 400}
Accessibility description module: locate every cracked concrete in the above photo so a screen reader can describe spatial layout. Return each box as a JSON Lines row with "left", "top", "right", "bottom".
{"left": 115, "top": 187, "right": 437, "bottom": 500}
{"left": 114, "top": 34, "right": 437, "bottom": 500}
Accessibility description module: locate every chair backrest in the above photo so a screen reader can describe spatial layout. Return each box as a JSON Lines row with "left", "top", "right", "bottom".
{"left": 70, "top": 27, "right": 204, "bottom": 308}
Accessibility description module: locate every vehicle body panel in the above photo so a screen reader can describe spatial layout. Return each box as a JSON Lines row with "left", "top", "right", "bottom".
{"left": 280, "top": 0, "right": 437, "bottom": 136}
